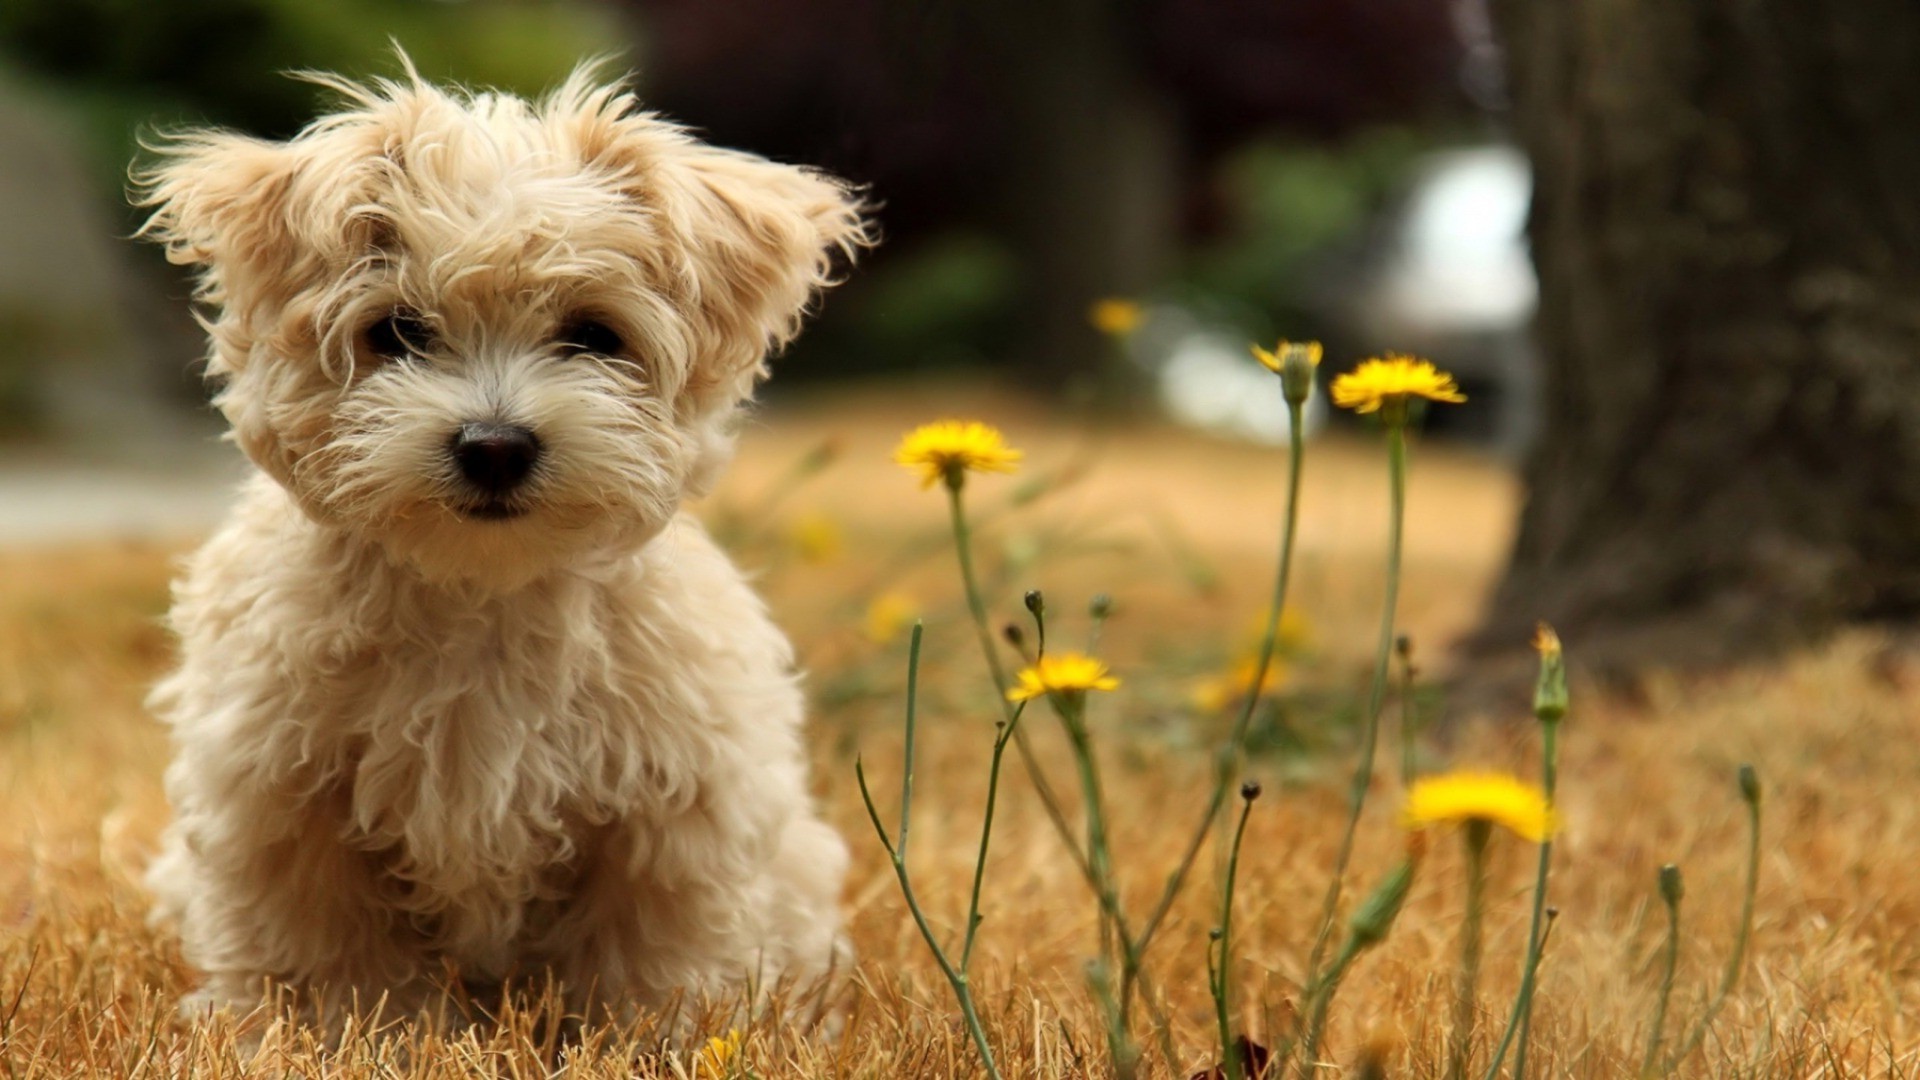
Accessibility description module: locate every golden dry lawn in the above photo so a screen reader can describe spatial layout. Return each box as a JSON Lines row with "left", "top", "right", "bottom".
{"left": 5, "top": 384, "right": 1919, "bottom": 1077}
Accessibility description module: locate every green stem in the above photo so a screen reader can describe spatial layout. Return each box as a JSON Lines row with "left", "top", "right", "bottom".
{"left": 1484, "top": 717, "right": 1561, "bottom": 1080}
{"left": 1641, "top": 874, "right": 1683, "bottom": 1079}
{"left": 853, "top": 626, "right": 1001, "bottom": 1080}
{"left": 1446, "top": 821, "right": 1491, "bottom": 1080}
{"left": 1306, "top": 420, "right": 1407, "bottom": 985}
{"left": 961, "top": 701, "right": 1027, "bottom": 972}
{"left": 1397, "top": 638, "right": 1418, "bottom": 786}
{"left": 1297, "top": 938, "right": 1362, "bottom": 1079}
{"left": 1667, "top": 771, "right": 1762, "bottom": 1070}
{"left": 944, "top": 476, "right": 1105, "bottom": 901}
{"left": 1060, "top": 698, "right": 1120, "bottom": 963}
{"left": 1130, "top": 396, "right": 1308, "bottom": 980}
{"left": 946, "top": 480, "right": 1013, "bottom": 698}
{"left": 1212, "top": 795, "right": 1258, "bottom": 1080}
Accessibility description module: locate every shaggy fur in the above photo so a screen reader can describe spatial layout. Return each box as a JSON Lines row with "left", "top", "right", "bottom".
{"left": 134, "top": 63, "right": 868, "bottom": 1028}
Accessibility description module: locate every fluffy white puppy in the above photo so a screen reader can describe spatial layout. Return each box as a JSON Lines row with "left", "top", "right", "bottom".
{"left": 135, "top": 64, "right": 867, "bottom": 1028}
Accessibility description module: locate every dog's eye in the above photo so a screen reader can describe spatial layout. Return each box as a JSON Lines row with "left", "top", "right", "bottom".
{"left": 365, "top": 309, "right": 435, "bottom": 360}
{"left": 556, "top": 318, "right": 625, "bottom": 358}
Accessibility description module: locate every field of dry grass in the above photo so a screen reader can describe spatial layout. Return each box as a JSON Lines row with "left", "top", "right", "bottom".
{"left": 4, "top": 385, "right": 1919, "bottom": 1077}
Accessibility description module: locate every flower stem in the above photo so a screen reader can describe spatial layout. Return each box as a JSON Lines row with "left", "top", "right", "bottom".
{"left": 1667, "top": 766, "right": 1762, "bottom": 1070}
{"left": 1211, "top": 793, "right": 1258, "bottom": 1080}
{"left": 944, "top": 478, "right": 1102, "bottom": 890}
{"left": 1297, "top": 937, "right": 1362, "bottom": 1079}
{"left": 946, "top": 480, "right": 1013, "bottom": 698}
{"left": 1132, "top": 395, "right": 1308, "bottom": 973}
{"left": 1396, "top": 636, "right": 1418, "bottom": 786}
{"left": 1484, "top": 716, "right": 1561, "bottom": 1080}
{"left": 1640, "top": 866, "right": 1684, "bottom": 1079}
{"left": 1446, "top": 820, "right": 1492, "bottom": 1080}
{"left": 853, "top": 625, "right": 1001, "bottom": 1080}
{"left": 961, "top": 701, "right": 1027, "bottom": 972}
{"left": 1306, "top": 420, "right": 1407, "bottom": 985}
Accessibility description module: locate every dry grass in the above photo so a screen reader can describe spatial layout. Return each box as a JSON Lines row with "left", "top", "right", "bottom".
{"left": 4, "top": 385, "right": 1919, "bottom": 1077}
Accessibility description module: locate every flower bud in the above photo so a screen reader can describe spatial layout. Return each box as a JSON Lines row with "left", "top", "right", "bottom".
{"left": 1003, "top": 623, "right": 1025, "bottom": 648}
{"left": 1251, "top": 341, "right": 1322, "bottom": 406}
{"left": 1279, "top": 344, "right": 1319, "bottom": 407}
{"left": 1532, "top": 622, "right": 1569, "bottom": 723}
{"left": 1348, "top": 858, "right": 1417, "bottom": 950}
{"left": 1738, "top": 763, "right": 1761, "bottom": 806}
{"left": 1658, "top": 863, "right": 1685, "bottom": 906}
{"left": 1240, "top": 779, "right": 1263, "bottom": 802}
{"left": 1088, "top": 593, "right": 1114, "bottom": 620}
{"left": 1023, "top": 590, "right": 1045, "bottom": 617}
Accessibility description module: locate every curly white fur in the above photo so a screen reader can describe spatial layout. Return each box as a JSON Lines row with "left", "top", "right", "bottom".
{"left": 134, "top": 61, "right": 867, "bottom": 1028}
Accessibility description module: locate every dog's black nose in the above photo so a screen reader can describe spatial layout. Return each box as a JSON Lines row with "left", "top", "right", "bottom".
{"left": 452, "top": 423, "right": 540, "bottom": 493}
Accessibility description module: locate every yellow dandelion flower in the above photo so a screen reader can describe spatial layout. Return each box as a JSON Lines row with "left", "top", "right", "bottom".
{"left": 1190, "top": 657, "right": 1288, "bottom": 713}
{"left": 893, "top": 420, "right": 1024, "bottom": 490}
{"left": 864, "top": 591, "right": 919, "bottom": 645}
{"left": 1089, "top": 297, "right": 1145, "bottom": 337}
{"left": 1006, "top": 651, "right": 1121, "bottom": 703}
{"left": 1250, "top": 339, "right": 1323, "bottom": 374}
{"left": 1241, "top": 607, "right": 1312, "bottom": 655}
{"left": 1329, "top": 353, "right": 1467, "bottom": 415}
{"left": 698, "top": 1029, "right": 742, "bottom": 1079}
{"left": 1401, "top": 771, "right": 1557, "bottom": 843}
{"left": 786, "top": 511, "right": 842, "bottom": 564}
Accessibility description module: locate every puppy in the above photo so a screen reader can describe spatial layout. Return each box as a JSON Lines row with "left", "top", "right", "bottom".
{"left": 135, "top": 63, "right": 866, "bottom": 1029}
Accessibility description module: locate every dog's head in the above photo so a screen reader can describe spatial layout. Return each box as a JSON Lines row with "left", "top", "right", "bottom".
{"left": 138, "top": 63, "right": 867, "bottom": 589}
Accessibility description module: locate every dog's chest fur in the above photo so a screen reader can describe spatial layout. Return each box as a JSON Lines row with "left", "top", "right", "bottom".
{"left": 166, "top": 497, "right": 789, "bottom": 977}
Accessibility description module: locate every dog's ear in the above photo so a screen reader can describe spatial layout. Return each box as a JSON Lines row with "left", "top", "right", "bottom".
{"left": 134, "top": 132, "right": 306, "bottom": 321}
{"left": 652, "top": 144, "right": 871, "bottom": 401}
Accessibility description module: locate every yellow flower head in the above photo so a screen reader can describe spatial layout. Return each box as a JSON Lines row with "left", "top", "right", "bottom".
{"left": 787, "top": 511, "right": 842, "bottom": 564}
{"left": 1089, "top": 297, "right": 1146, "bottom": 337}
{"left": 1402, "top": 771, "right": 1557, "bottom": 843}
{"left": 1330, "top": 354, "right": 1467, "bottom": 415}
{"left": 894, "top": 420, "right": 1024, "bottom": 490}
{"left": 1007, "top": 651, "right": 1121, "bottom": 703}
{"left": 1250, "top": 340, "right": 1323, "bottom": 374}
{"left": 698, "top": 1029, "right": 742, "bottom": 1079}
{"left": 864, "top": 590, "right": 919, "bottom": 645}
{"left": 1190, "top": 657, "right": 1288, "bottom": 713}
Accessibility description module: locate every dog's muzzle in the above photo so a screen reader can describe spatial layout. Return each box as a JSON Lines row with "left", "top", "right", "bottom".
{"left": 451, "top": 422, "right": 540, "bottom": 518}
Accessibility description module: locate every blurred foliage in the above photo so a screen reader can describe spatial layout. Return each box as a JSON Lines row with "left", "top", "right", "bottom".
{"left": 0, "top": 0, "right": 1472, "bottom": 397}
{"left": 1189, "top": 130, "right": 1432, "bottom": 317}
{"left": 0, "top": 0, "right": 623, "bottom": 212}
{"left": 624, "top": 0, "right": 1470, "bottom": 386}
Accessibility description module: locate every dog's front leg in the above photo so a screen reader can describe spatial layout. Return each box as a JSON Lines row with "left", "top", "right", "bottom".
{"left": 152, "top": 785, "right": 442, "bottom": 1037}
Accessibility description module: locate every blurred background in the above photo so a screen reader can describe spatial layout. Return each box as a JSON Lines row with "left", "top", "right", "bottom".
{"left": 0, "top": 0, "right": 1533, "bottom": 490}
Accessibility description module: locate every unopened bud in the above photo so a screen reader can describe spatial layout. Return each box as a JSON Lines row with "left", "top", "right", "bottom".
{"left": 1023, "top": 590, "right": 1045, "bottom": 617}
{"left": 1532, "top": 622, "right": 1569, "bottom": 723}
{"left": 1088, "top": 593, "right": 1114, "bottom": 620}
{"left": 1737, "top": 763, "right": 1761, "bottom": 806}
{"left": 1240, "top": 779, "right": 1263, "bottom": 802}
{"left": 1348, "top": 858, "right": 1417, "bottom": 950}
{"left": 1003, "top": 624, "right": 1025, "bottom": 648}
{"left": 1658, "top": 864, "right": 1685, "bottom": 906}
{"left": 1251, "top": 340, "right": 1324, "bottom": 407}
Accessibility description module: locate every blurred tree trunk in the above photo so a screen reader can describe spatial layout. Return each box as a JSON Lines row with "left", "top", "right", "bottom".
{"left": 978, "top": 0, "right": 1180, "bottom": 404}
{"left": 1479, "top": 0, "right": 1920, "bottom": 671}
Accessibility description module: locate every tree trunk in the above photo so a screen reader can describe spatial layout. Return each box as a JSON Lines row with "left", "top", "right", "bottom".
{"left": 1479, "top": 0, "right": 1920, "bottom": 672}
{"left": 983, "top": 0, "right": 1181, "bottom": 404}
